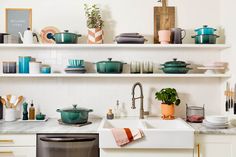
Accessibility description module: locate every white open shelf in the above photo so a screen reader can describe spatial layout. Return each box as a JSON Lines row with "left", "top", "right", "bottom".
{"left": 0, "top": 73, "right": 231, "bottom": 78}
{"left": 0, "top": 44, "right": 230, "bottom": 50}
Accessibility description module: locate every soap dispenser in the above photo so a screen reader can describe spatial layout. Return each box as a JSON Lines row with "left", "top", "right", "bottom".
{"left": 114, "top": 100, "right": 120, "bottom": 119}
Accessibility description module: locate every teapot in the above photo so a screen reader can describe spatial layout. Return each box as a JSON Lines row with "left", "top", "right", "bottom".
{"left": 19, "top": 28, "right": 39, "bottom": 44}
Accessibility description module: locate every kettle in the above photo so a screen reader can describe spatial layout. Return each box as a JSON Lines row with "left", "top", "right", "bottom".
{"left": 19, "top": 28, "right": 39, "bottom": 44}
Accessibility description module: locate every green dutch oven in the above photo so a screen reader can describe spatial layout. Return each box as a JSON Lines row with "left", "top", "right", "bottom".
{"left": 95, "top": 58, "right": 127, "bottom": 73}
{"left": 49, "top": 30, "right": 82, "bottom": 44}
{"left": 161, "top": 58, "right": 190, "bottom": 67}
{"left": 161, "top": 67, "right": 192, "bottom": 74}
{"left": 57, "top": 105, "right": 93, "bottom": 124}
{"left": 160, "top": 58, "right": 192, "bottom": 74}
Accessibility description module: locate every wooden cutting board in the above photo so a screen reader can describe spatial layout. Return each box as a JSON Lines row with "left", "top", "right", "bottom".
{"left": 154, "top": 0, "right": 175, "bottom": 43}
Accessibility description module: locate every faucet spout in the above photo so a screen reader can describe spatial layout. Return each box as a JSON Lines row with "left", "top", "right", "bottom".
{"left": 131, "top": 82, "right": 149, "bottom": 119}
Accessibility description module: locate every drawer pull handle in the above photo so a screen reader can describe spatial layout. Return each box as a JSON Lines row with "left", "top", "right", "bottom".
{"left": 0, "top": 151, "right": 13, "bottom": 154}
{"left": 0, "top": 140, "right": 14, "bottom": 143}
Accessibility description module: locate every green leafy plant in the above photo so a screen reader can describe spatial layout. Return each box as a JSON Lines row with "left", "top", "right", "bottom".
{"left": 84, "top": 4, "right": 104, "bottom": 29}
{"left": 155, "top": 88, "right": 181, "bottom": 106}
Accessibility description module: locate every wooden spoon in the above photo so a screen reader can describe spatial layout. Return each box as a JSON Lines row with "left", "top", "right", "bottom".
{"left": 13, "top": 96, "right": 24, "bottom": 108}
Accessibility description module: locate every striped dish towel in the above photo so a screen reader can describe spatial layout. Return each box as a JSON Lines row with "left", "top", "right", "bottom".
{"left": 111, "top": 128, "right": 144, "bottom": 146}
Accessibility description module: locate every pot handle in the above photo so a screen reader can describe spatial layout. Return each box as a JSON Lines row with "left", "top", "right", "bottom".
{"left": 181, "top": 29, "right": 186, "bottom": 40}
{"left": 47, "top": 33, "right": 55, "bottom": 41}
{"left": 77, "top": 34, "right": 82, "bottom": 37}
{"left": 88, "top": 109, "right": 93, "bottom": 112}
{"left": 191, "top": 35, "right": 196, "bottom": 38}
{"left": 56, "top": 109, "right": 61, "bottom": 112}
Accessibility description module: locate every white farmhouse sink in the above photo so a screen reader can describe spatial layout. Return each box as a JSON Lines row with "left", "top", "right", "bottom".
{"left": 99, "top": 118, "right": 194, "bottom": 149}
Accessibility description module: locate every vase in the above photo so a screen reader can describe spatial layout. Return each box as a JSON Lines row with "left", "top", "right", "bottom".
{"left": 88, "top": 28, "right": 103, "bottom": 44}
{"left": 161, "top": 104, "right": 175, "bottom": 120}
{"left": 158, "top": 30, "right": 171, "bottom": 44}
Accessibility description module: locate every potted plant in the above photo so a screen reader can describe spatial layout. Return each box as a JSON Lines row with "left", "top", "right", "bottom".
{"left": 84, "top": 4, "right": 104, "bottom": 44}
{"left": 155, "top": 88, "right": 181, "bottom": 120}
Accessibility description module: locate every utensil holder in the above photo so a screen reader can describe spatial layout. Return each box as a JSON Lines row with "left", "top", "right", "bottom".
{"left": 5, "top": 108, "right": 16, "bottom": 121}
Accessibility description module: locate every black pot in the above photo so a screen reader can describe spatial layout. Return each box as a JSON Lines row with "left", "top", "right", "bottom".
{"left": 95, "top": 58, "right": 127, "bottom": 73}
{"left": 0, "top": 33, "right": 9, "bottom": 43}
{"left": 192, "top": 34, "right": 219, "bottom": 44}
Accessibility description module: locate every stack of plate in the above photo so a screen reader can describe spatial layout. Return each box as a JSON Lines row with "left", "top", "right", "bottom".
{"left": 203, "top": 116, "right": 229, "bottom": 129}
{"left": 65, "top": 66, "right": 86, "bottom": 74}
{"left": 197, "top": 62, "right": 227, "bottom": 74}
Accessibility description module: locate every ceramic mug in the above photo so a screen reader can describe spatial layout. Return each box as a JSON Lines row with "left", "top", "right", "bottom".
{"left": 158, "top": 30, "right": 171, "bottom": 44}
{"left": 5, "top": 108, "right": 16, "bottom": 121}
{"left": 19, "top": 56, "right": 31, "bottom": 73}
{"left": 2, "top": 61, "right": 17, "bottom": 73}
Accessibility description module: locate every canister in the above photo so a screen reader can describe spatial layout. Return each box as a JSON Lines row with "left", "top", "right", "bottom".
{"left": 18, "top": 56, "right": 31, "bottom": 73}
{"left": 29, "top": 61, "right": 42, "bottom": 74}
{"left": 40, "top": 65, "right": 51, "bottom": 74}
{"left": 2, "top": 61, "right": 17, "bottom": 73}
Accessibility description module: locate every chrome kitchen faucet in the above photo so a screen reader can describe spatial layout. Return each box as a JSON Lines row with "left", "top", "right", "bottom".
{"left": 131, "top": 82, "right": 149, "bottom": 119}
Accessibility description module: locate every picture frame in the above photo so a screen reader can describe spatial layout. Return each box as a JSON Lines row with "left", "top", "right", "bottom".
{"left": 5, "top": 8, "right": 32, "bottom": 36}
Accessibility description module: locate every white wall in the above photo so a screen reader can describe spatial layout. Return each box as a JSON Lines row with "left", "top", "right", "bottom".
{"left": 0, "top": 0, "right": 225, "bottom": 118}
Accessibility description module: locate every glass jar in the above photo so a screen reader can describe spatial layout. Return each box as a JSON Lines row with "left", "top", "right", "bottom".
{"left": 186, "top": 104, "right": 205, "bottom": 123}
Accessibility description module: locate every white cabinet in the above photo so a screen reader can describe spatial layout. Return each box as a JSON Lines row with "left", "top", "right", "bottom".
{"left": 194, "top": 134, "right": 236, "bottom": 157}
{"left": 100, "top": 149, "right": 193, "bottom": 157}
{"left": 0, "top": 147, "right": 36, "bottom": 157}
{"left": 0, "top": 134, "right": 36, "bottom": 157}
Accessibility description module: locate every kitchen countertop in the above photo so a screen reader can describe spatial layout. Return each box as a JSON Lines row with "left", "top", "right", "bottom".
{"left": 0, "top": 118, "right": 102, "bottom": 134}
{"left": 189, "top": 122, "right": 236, "bottom": 135}
{"left": 1, "top": 117, "right": 236, "bottom": 135}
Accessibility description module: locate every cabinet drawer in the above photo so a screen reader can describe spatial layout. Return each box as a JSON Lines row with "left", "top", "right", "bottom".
{"left": 0, "top": 134, "right": 36, "bottom": 146}
{"left": 0, "top": 147, "right": 36, "bottom": 157}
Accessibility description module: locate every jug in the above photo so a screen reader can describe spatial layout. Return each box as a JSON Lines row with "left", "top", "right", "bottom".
{"left": 19, "top": 28, "right": 39, "bottom": 44}
{"left": 171, "top": 28, "right": 186, "bottom": 44}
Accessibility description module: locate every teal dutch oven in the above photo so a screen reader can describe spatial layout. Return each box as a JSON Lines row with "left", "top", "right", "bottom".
{"left": 57, "top": 105, "right": 93, "bottom": 124}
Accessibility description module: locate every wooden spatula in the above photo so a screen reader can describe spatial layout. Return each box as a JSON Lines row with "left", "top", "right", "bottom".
{"left": 154, "top": 0, "right": 175, "bottom": 43}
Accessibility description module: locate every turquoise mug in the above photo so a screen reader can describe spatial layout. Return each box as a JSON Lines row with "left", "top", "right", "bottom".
{"left": 19, "top": 56, "right": 31, "bottom": 73}
{"left": 40, "top": 65, "right": 51, "bottom": 74}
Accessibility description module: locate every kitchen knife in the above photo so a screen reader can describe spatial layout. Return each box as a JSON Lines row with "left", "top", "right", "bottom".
{"left": 226, "top": 82, "right": 229, "bottom": 112}
{"left": 234, "top": 84, "right": 236, "bottom": 114}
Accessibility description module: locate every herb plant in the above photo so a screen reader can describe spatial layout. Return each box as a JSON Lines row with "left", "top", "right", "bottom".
{"left": 155, "top": 88, "right": 181, "bottom": 106}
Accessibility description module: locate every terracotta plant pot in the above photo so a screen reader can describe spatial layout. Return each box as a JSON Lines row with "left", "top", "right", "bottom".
{"left": 161, "top": 104, "right": 175, "bottom": 119}
{"left": 158, "top": 30, "right": 171, "bottom": 44}
{"left": 88, "top": 28, "right": 103, "bottom": 44}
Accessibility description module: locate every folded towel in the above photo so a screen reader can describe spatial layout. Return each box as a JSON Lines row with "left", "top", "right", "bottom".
{"left": 115, "top": 37, "right": 146, "bottom": 44}
{"left": 111, "top": 128, "right": 144, "bottom": 146}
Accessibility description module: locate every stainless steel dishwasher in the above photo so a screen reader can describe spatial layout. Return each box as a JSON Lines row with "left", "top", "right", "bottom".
{"left": 37, "top": 134, "right": 99, "bottom": 157}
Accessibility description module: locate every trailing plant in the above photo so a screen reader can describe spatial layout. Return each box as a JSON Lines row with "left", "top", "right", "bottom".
{"left": 155, "top": 88, "right": 181, "bottom": 106}
{"left": 84, "top": 4, "right": 104, "bottom": 29}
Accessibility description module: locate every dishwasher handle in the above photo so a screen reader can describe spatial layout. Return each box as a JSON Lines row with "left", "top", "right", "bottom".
{"left": 40, "top": 137, "right": 96, "bottom": 142}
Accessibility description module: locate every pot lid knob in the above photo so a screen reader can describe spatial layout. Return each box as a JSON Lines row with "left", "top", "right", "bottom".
{"left": 203, "top": 25, "right": 208, "bottom": 28}
{"left": 108, "top": 58, "right": 112, "bottom": 61}
{"left": 64, "top": 30, "right": 69, "bottom": 33}
{"left": 173, "top": 58, "right": 177, "bottom": 61}
{"left": 72, "top": 104, "right": 77, "bottom": 109}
